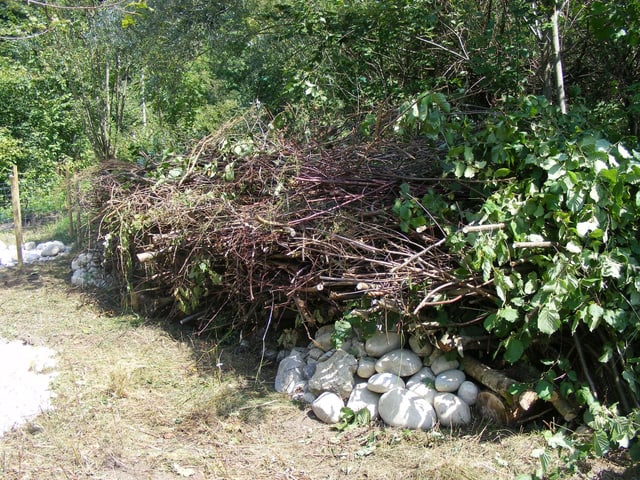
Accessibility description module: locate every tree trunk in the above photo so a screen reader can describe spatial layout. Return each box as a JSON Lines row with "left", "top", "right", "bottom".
{"left": 551, "top": 2, "right": 567, "bottom": 113}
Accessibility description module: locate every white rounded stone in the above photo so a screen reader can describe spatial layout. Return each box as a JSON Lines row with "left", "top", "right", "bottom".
{"left": 365, "top": 332, "right": 403, "bottom": 357}
{"left": 274, "top": 351, "right": 307, "bottom": 394}
{"left": 378, "top": 388, "right": 437, "bottom": 430}
{"left": 435, "top": 369, "right": 466, "bottom": 392}
{"left": 375, "top": 349, "right": 422, "bottom": 377}
{"left": 71, "top": 269, "right": 87, "bottom": 286}
{"left": 433, "top": 392, "right": 471, "bottom": 427}
{"left": 357, "top": 357, "right": 377, "bottom": 379}
{"left": 347, "top": 382, "right": 381, "bottom": 420}
{"left": 308, "top": 350, "right": 357, "bottom": 399}
{"left": 23, "top": 251, "right": 41, "bottom": 263}
{"left": 407, "top": 382, "right": 438, "bottom": 404}
{"left": 457, "top": 381, "right": 479, "bottom": 406}
{"left": 431, "top": 355, "right": 460, "bottom": 375}
{"left": 406, "top": 367, "right": 436, "bottom": 388}
{"left": 38, "top": 241, "right": 65, "bottom": 257}
{"left": 367, "top": 372, "right": 405, "bottom": 393}
{"left": 408, "top": 335, "right": 433, "bottom": 356}
{"left": 312, "top": 392, "right": 345, "bottom": 424}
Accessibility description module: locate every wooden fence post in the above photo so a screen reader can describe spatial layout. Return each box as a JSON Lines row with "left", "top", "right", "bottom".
{"left": 10, "top": 164, "right": 24, "bottom": 269}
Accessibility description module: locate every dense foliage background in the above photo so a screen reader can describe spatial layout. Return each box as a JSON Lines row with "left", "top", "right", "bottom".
{"left": 2, "top": 0, "right": 640, "bottom": 472}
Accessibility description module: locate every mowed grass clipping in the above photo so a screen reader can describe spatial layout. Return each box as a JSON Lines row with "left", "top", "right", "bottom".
{"left": 0, "top": 258, "right": 633, "bottom": 480}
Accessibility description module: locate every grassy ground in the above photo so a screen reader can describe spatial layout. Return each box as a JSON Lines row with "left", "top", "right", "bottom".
{"left": 0, "top": 254, "right": 637, "bottom": 480}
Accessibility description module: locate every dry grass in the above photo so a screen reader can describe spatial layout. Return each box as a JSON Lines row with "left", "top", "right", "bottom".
{"left": 0, "top": 257, "right": 636, "bottom": 480}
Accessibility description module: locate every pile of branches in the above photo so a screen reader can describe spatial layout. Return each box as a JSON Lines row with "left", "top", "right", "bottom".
{"left": 91, "top": 130, "right": 493, "bottom": 341}
{"left": 87, "top": 120, "right": 640, "bottom": 429}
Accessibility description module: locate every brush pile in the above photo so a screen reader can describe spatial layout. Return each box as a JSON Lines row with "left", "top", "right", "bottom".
{"left": 85, "top": 112, "right": 640, "bottom": 434}
{"left": 90, "top": 125, "right": 491, "bottom": 342}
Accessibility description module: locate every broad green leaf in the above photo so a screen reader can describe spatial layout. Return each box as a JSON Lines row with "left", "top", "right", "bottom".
{"left": 464, "top": 146, "right": 474, "bottom": 162}
{"left": 603, "top": 308, "right": 626, "bottom": 331}
{"left": 593, "top": 430, "right": 610, "bottom": 456}
{"left": 598, "top": 344, "right": 613, "bottom": 363}
{"left": 566, "top": 188, "right": 585, "bottom": 213}
{"left": 587, "top": 303, "right": 604, "bottom": 331}
{"left": 595, "top": 138, "right": 611, "bottom": 153}
{"left": 600, "top": 255, "right": 623, "bottom": 278}
{"left": 617, "top": 144, "right": 632, "bottom": 159}
{"left": 545, "top": 430, "right": 572, "bottom": 450}
{"left": 599, "top": 168, "right": 618, "bottom": 183}
{"left": 494, "top": 168, "right": 511, "bottom": 178}
{"left": 535, "top": 379, "right": 554, "bottom": 400}
{"left": 463, "top": 164, "right": 476, "bottom": 178}
{"left": 498, "top": 306, "right": 519, "bottom": 323}
{"left": 504, "top": 337, "right": 524, "bottom": 363}
{"left": 577, "top": 220, "right": 599, "bottom": 237}
{"left": 537, "top": 307, "right": 561, "bottom": 334}
{"left": 547, "top": 162, "right": 565, "bottom": 180}
{"left": 566, "top": 241, "right": 582, "bottom": 254}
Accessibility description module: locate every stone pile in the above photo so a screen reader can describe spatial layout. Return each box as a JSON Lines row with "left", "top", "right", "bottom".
{"left": 274, "top": 328, "right": 479, "bottom": 430}
{"left": 0, "top": 239, "right": 70, "bottom": 267}
{"left": 71, "top": 251, "right": 112, "bottom": 288}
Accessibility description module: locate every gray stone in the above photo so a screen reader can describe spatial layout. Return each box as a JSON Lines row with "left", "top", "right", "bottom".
{"left": 375, "top": 349, "right": 422, "bottom": 377}
{"left": 407, "top": 382, "right": 438, "bottom": 404}
{"left": 406, "top": 367, "right": 436, "bottom": 388}
{"left": 365, "top": 332, "right": 403, "bottom": 357}
{"left": 367, "top": 372, "right": 405, "bottom": 393}
{"left": 317, "top": 349, "right": 335, "bottom": 362}
{"left": 276, "top": 350, "right": 289, "bottom": 363}
{"left": 307, "top": 347, "right": 325, "bottom": 361}
{"left": 408, "top": 335, "right": 433, "bottom": 356}
{"left": 356, "top": 357, "right": 377, "bottom": 379}
{"left": 274, "top": 351, "right": 307, "bottom": 394}
{"left": 342, "top": 339, "right": 366, "bottom": 358}
{"left": 433, "top": 392, "right": 471, "bottom": 427}
{"left": 302, "top": 363, "right": 316, "bottom": 380}
{"left": 431, "top": 355, "right": 460, "bottom": 375}
{"left": 457, "top": 381, "right": 479, "bottom": 406}
{"left": 435, "top": 369, "right": 466, "bottom": 392}
{"left": 23, "top": 251, "right": 41, "bottom": 263}
{"left": 378, "top": 388, "right": 437, "bottom": 430}
{"left": 71, "top": 269, "right": 88, "bottom": 287}
{"left": 38, "top": 241, "right": 65, "bottom": 257}
{"left": 314, "top": 331, "right": 334, "bottom": 352}
{"left": 347, "top": 383, "right": 380, "bottom": 420}
{"left": 262, "top": 348, "right": 278, "bottom": 362}
{"left": 312, "top": 392, "right": 345, "bottom": 424}
{"left": 308, "top": 349, "right": 357, "bottom": 399}
{"left": 302, "top": 391, "right": 317, "bottom": 404}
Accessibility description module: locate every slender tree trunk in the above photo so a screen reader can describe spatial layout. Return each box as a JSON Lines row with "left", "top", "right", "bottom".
{"left": 141, "top": 72, "right": 147, "bottom": 131}
{"left": 551, "top": 2, "right": 567, "bottom": 113}
{"left": 102, "top": 59, "right": 112, "bottom": 160}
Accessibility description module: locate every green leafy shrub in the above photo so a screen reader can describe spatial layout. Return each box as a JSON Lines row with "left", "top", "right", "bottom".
{"left": 395, "top": 93, "right": 640, "bottom": 461}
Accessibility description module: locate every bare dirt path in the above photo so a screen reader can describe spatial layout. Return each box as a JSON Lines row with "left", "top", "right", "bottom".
{"left": 0, "top": 260, "right": 634, "bottom": 480}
